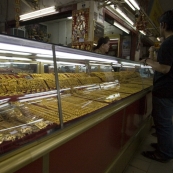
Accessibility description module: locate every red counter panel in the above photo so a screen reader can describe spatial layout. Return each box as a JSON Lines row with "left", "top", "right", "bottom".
{"left": 13, "top": 94, "right": 151, "bottom": 173}
{"left": 122, "top": 97, "right": 146, "bottom": 146}
{"left": 14, "top": 158, "right": 43, "bottom": 173}
{"left": 49, "top": 110, "right": 124, "bottom": 173}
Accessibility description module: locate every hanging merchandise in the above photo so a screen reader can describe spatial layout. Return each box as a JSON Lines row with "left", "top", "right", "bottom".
{"left": 15, "top": 0, "right": 20, "bottom": 28}
{"left": 72, "top": 41, "right": 93, "bottom": 51}
{"left": 72, "top": 8, "right": 89, "bottom": 43}
{"left": 135, "top": 13, "right": 148, "bottom": 31}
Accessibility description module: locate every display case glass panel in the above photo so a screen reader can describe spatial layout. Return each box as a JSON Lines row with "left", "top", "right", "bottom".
{"left": 0, "top": 34, "right": 153, "bottom": 155}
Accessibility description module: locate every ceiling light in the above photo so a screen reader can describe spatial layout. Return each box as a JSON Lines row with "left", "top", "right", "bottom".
{"left": 67, "top": 16, "right": 72, "bottom": 19}
{"left": 110, "top": 38, "right": 119, "bottom": 41}
{"left": 111, "top": 5, "right": 134, "bottom": 25}
{"left": 0, "top": 50, "right": 31, "bottom": 55}
{"left": 124, "top": 0, "right": 135, "bottom": 11}
{"left": 114, "top": 21, "right": 130, "bottom": 34}
{"left": 157, "top": 37, "right": 160, "bottom": 41}
{"left": 128, "top": 0, "right": 140, "bottom": 10}
{"left": 0, "top": 56, "right": 32, "bottom": 61}
{"left": 140, "top": 30, "right": 146, "bottom": 35}
{"left": 20, "top": 6, "right": 58, "bottom": 21}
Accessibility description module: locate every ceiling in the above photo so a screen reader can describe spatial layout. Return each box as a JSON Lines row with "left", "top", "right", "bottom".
{"left": 158, "top": 0, "right": 172, "bottom": 12}
{"left": 0, "top": 0, "right": 172, "bottom": 37}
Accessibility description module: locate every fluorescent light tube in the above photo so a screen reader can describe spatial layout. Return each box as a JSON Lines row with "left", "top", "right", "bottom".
{"left": 140, "top": 31, "right": 146, "bottom": 35}
{"left": 90, "top": 63, "right": 104, "bottom": 66}
{"left": 157, "top": 37, "right": 160, "bottom": 41}
{"left": 36, "top": 54, "right": 53, "bottom": 58}
{"left": 141, "top": 65, "right": 152, "bottom": 68}
{"left": 0, "top": 50, "right": 31, "bottom": 55}
{"left": 36, "top": 59, "right": 53, "bottom": 63}
{"left": 0, "top": 43, "right": 52, "bottom": 55}
{"left": 57, "top": 62, "right": 84, "bottom": 66}
{"left": 114, "top": 21, "right": 130, "bottom": 34}
{"left": 12, "top": 62, "right": 30, "bottom": 64}
{"left": 121, "top": 65, "right": 135, "bottom": 68}
{"left": 125, "top": 0, "right": 136, "bottom": 11}
{"left": 112, "top": 64, "right": 122, "bottom": 67}
{"left": 0, "top": 56, "right": 31, "bottom": 61}
{"left": 55, "top": 51, "right": 118, "bottom": 63}
{"left": 0, "top": 43, "right": 117, "bottom": 63}
{"left": 110, "top": 38, "right": 119, "bottom": 40}
{"left": 121, "top": 62, "right": 140, "bottom": 66}
{"left": 20, "top": 6, "right": 58, "bottom": 21}
{"left": 67, "top": 16, "right": 72, "bottom": 19}
{"left": 115, "top": 7, "right": 134, "bottom": 25}
{"left": 36, "top": 59, "right": 84, "bottom": 66}
{"left": 128, "top": 0, "right": 140, "bottom": 10}
{"left": 0, "top": 62, "right": 11, "bottom": 64}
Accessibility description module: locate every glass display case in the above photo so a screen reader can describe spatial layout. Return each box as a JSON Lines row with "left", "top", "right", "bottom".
{"left": 0, "top": 34, "right": 153, "bottom": 156}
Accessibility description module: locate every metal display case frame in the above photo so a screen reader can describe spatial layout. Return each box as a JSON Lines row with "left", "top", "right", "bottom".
{"left": 0, "top": 34, "right": 153, "bottom": 173}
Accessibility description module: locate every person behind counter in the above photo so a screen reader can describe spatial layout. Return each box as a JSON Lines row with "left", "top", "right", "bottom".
{"left": 93, "top": 36, "right": 110, "bottom": 54}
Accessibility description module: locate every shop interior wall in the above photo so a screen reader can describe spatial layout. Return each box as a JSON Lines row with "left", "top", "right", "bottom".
{"left": 44, "top": 19, "right": 72, "bottom": 46}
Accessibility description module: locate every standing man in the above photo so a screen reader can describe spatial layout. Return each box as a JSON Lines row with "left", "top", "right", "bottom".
{"left": 141, "top": 10, "right": 173, "bottom": 162}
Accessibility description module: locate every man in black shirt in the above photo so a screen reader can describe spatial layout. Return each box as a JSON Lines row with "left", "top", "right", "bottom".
{"left": 141, "top": 9, "right": 173, "bottom": 162}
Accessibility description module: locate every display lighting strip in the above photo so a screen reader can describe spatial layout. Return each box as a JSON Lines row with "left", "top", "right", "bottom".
{"left": 0, "top": 43, "right": 118, "bottom": 64}
{"left": 90, "top": 63, "right": 111, "bottom": 66}
{"left": 124, "top": 0, "right": 135, "bottom": 11}
{"left": 36, "top": 54, "right": 52, "bottom": 58}
{"left": 0, "top": 62, "right": 11, "bottom": 64}
{"left": 128, "top": 0, "right": 140, "bottom": 10}
{"left": 19, "top": 90, "right": 57, "bottom": 100}
{"left": 20, "top": 6, "right": 58, "bottom": 21}
{"left": 121, "top": 62, "right": 141, "bottom": 66}
{"left": 113, "top": 21, "right": 130, "bottom": 34}
{"left": 0, "top": 50, "right": 31, "bottom": 55}
{"left": 36, "top": 59, "right": 52, "bottom": 63}
{"left": 13, "top": 62, "right": 34, "bottom": 64}
{"left": 36, "top": 59, "right": 84, "bottom": 66}
{"left": 112, "top": 64, "right": 122, "bottom": 67}
{"left": 0, "top": 43, "right": 52, "bottom": 55}
{"left": 111, "top": 5, "right": 134, "bottom": 26}
{"left": 57, "top": 62, "right": 84, "bottom": 66}
{"left": 121, "top": 65, "right": 135, "bottom": 68}
{"left": 0, "top": 56, "right": 32, "bottom": 61}
{"left": 19, "top": 94, "right": 57, "bottom": 103}
{"left": 140, "top": 65, "right": 152, "bottom": 69}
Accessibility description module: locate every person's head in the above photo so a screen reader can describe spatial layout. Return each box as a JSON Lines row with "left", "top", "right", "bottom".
{"left": 159, "top": 9, "right": 173, "bottom": 38}
{"left": 93, "top": 36, "right": 110, "bottom": 54}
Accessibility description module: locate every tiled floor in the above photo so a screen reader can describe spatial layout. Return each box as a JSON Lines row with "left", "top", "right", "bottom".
{"left": 123, "top": 128, "right": 173, "bottom": 173}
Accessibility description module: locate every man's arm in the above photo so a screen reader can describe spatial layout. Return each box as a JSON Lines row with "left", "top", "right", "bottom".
{"left": 142, "top": 58, "right": 171, "bottom": 74}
